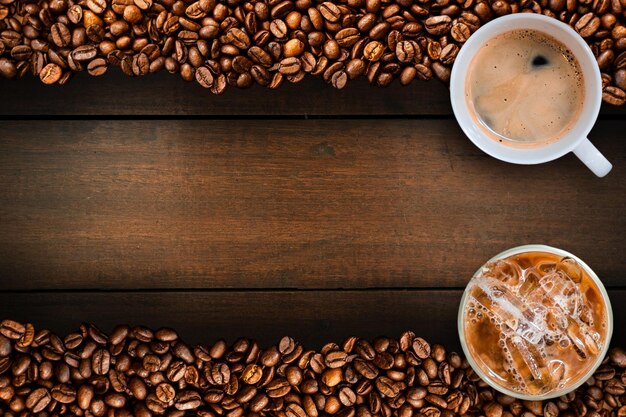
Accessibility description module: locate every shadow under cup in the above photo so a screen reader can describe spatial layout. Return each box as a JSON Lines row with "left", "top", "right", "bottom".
{"left": 450, "top": 14, "right": 602, "bottom": 166}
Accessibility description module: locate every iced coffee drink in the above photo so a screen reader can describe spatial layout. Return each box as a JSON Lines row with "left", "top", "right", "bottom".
{"left": 460, "top": 248, "right": 612, "bottom": 398}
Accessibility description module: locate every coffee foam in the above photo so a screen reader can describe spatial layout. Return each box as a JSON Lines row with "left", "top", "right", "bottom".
{"left": 465, "top": 29, "right": 584, "bottom": 147}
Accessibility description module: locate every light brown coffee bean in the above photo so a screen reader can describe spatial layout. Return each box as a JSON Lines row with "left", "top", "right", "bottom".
{"left": 279, "top": 57, "right": 301, "bottom": 75}
{"left": 39, "top": 63, "right": 62, "bottom": 84}
{"left": 576, "top": 12, "right": 601, "bottom": 36}
{"left": 319, "top": 2, "right": 341, "bottom": 22}
{"left": 26, "top": 388, "right": 51, "bottom": 413}
{"left": 284, "top": 38, "right": 305, "bottom": 57}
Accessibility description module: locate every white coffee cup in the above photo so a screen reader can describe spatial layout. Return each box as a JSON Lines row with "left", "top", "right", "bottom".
{"left": 450, "top": 14, "right": 613, "bottom": 177}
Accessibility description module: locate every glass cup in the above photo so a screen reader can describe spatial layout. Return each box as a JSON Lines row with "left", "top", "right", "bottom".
{"left": 457, "top": 244, "right": 613, "bottom": 400}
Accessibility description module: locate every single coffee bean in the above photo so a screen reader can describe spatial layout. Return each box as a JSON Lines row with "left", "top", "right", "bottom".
{"left": 278, "top": 39, "right": 303, "bottom": 59}
{"left": 51, "top": 22, "right": 71, "bottom": 47}
{"left": 105, "top": 393, "right": 127, "bottom": 408}
{"left": 51, "top": 384, "right": 76, "bottom": 403}
{"left": 77, "top": 384, "right": 94, "bottom": 409}
{"left": 319, "top": 2, "right": 341, "bottom": 22}
{"left": 11, "top": 45, "right": 32, "bottom": 61}
{"left": 87, "top": 0, "right": 106, "bottom": 14}
{"left": 134, "top": 0, "right": 152, "bottom": 10}
{"left": 279, "top": 56, "right": 301, "bottom": 74}
{"left": 451, "top": 22, "right": 471, "bottom": 42}
{"left": 267, "top": 378, "right": 291, "bottom": 397}
{"left": 72, "top": 45, "right": 97, "bottom": 61}
{"left": 331, "top": 70, "right": 348, "bottom": 88}
{"left": 92, "top": 349, "right": 110, "bottom": 375}
{"left": 336, "top": 27, "right": 359, "bottom": 47}
{"left": 602, "top": 86, "right": 626, "bottom": 103}
{"left": 396, "top": 40, "right": 416, "bottom": 63}
{"left": 364, "top": 41, "right": 384, "bottom": 61}
{"left": 439, "top": 44, "right": 459, "bottom": 65}
{"left": 39, "top": 63, "right": 62, "bottom": 84}
{"left": 369, "top": 22, "right": 391, "bottom": 40}
{"left": 576, "top": 12, "right": 601, "bottom": 36}
{"left": 174, "top": 391, "right": 202, "bottom": 410}
{"left": 156, "top": 383, "right": 176, "bottom": 403}
{"left": 424, "top": 15, "right": 452, "bottom": 35}
{"left": 87, "top": 58, "right": 107, "bottom": 76}
{"left": 25, "top": 388, "right": 51, "bottom": 413}
{"left": 1, "top": 320, "right": 25, "bottom": 340}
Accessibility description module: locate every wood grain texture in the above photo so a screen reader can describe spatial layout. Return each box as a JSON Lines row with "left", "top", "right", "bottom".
{"left": 0, "top": 71, "right": 624, "bottom": 116}
{"left": 0, "top": 119, "right": 623, "bottom": 290}
{"left": 0, "top": 72, "right": 451, "bottom": 116}
{"left": 0, "top": 290, "right": 624, "bottom": 350}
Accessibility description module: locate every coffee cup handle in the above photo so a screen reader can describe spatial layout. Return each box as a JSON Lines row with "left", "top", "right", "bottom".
{"left": 572, "top": 138, "right": 612, "bottom": 177}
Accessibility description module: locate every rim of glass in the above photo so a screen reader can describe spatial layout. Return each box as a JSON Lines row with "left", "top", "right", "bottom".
{"left": 457, "top": 244, "right": 614, "bottom": 400}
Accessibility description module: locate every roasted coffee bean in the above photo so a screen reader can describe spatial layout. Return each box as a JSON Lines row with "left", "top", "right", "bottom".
{"left": 25, "top": 388, "right": 51, "bottom": 413}
{"left": 396, "top": 40, "right": 416, "bottom": 63}
{"left": 319, "top": 2, "right": 341, "bottom": 22}
{"left": 87, "top": 58, "right": 107, "bottom": 76}
{"left": 51, "top": 22, "right": 71, "bottom": 47}
{"left": 425, "top": 16, "right": 452, "bottom": 35}
{"left": 11, "top": 45, "right": 32, "bottom": 61}
{"left": 39, "top": 63, "right": 62, "bottom": 84}
{"left": 279, "top": 57, "right": 301, "bottom": 74}
{"left": 1, "top": 321, "right": 25, "bottom": 340}
{"left": 576, "top": 12, "right": 600, "bottom": 36}
{"left": 336, "top": 28, "right": 360, "bottom": 47}
{"left": 72, "top": 45, "right": 97, "bottom": 61}
{"left": 51, "top": 383, "right": 76, "bottom": 403}
{"left": 331, "top": 70, "right": 348, "bottom": 88}
{"left": 92, "top": 349, "right": 110, "bottom": 375}
{"left": 412, "top": 337, "right": 431, "bottom": 359}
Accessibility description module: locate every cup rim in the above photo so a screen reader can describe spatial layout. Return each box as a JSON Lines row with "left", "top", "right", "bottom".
{"left": 450, "top": 14, "right": 602, "bottom": 165}
{"left": 457, "top": 244, "right": 614, "bottom": 401}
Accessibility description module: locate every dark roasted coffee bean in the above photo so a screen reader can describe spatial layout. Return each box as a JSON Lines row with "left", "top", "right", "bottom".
{"left": 1, "top": 320, "right": 25, "bottom": 339}
{"left": 0, "top": 58, "right": 17, "bottom": 79}
{"left": 11, "top": 45, "right": 32, "bottom": 61}
{"left": 345, "top": 58, "right": 366, "bottom": 79}
{"left": 51, "top": 22, "right": 71, "bottom": 47}
{"left": 92, "top": 349, "right": 110, "bottom": 375}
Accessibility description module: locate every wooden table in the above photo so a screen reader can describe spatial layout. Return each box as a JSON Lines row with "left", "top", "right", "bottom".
{"left": 0, "top": 72, "right": 624, "bottom": 352}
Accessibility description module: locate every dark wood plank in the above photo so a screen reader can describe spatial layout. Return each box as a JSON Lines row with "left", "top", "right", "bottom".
{"left": 0, "top": 71, "right": 451, "bottom": 116}
{"left": 0, "top": 290, "right": 624, "bottom": 351}
{"left": 0, "top": 120, "right": 624, "bottom": 290}
{"left": 1, "top": 70, "right": 624, "bottom": 116}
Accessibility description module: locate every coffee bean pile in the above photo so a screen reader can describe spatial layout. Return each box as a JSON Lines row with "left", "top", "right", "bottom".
{"left": 0, "top": 0, "right": 625, "bottom": 102}
{"left": 1, "top": 320, "right": 626, "bottom": 417}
